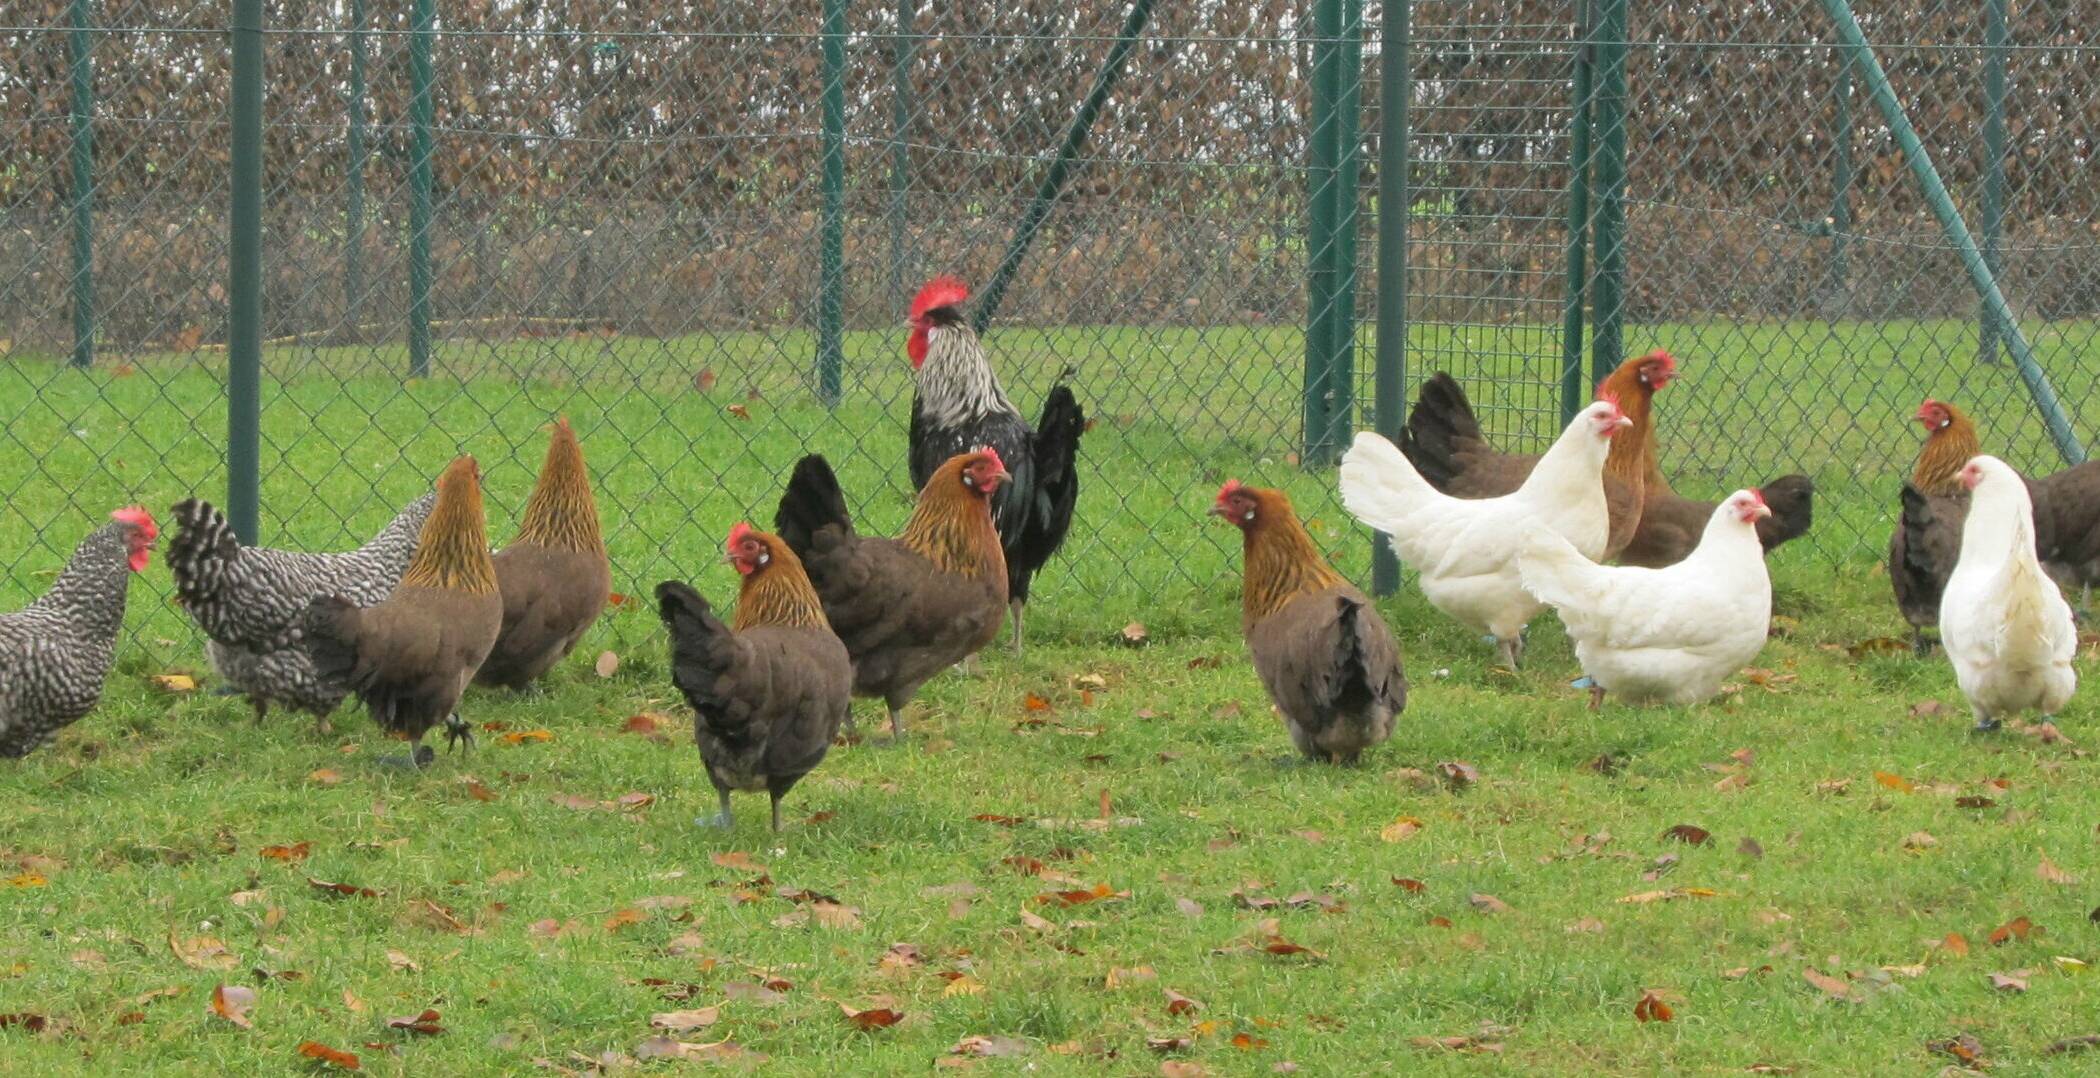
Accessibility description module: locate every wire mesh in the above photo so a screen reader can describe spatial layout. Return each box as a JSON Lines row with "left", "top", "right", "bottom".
{"left": 2, "top": 0, "right": 2097, "bottom": 668}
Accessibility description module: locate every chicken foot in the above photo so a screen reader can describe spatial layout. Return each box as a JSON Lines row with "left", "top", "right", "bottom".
{"left": 443, "top": 713, "right": 475, "bottom": 754}
{"left": 699, "top": 789, "right": 735, "bottom": 830}
{"left": 1009, "top": 599, "right": 1026, "bottom": 657}
{"left": 1493, "top": 634, "right": 1524, "bottom": 671}
{"left": 1971, "top": 706, "right": 2001, "bottom": 734}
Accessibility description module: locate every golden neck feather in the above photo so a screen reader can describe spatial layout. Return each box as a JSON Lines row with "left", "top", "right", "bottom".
{"left": 900, "top": 469, "right": 1007, "bottom": 584}
{"left": 1596, "top": 365, "right": 1661, "bottom": 488}
{"left": 733, "top": 543, "right": 830, "bottom": 631}
{"left": 402, "top": 465, "right": 499, "bottom": 595}
{"left": 514, "top": 424, "right": 605, "bottom": 553}
{"left": 1240, "top": 495, "right": 1347, "bottom": 625}
{"left": 1913, "top": 413, "right": 1981, "bottom": 496}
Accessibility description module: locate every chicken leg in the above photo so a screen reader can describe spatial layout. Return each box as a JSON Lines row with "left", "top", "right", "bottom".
{"left": 1971, "top": 706, "right": 2001, "bottom": 734}
{"left": 699, "top": 789, "right": 734, "bottom": 829}
{"left": 1494, "top": 635, "right": 1522, "bottom": 671}
{"left": 443, "top": 713, "right": 474, "bottom": 754}
{"left": 1010, "top": 599, "right": 1026, "bottom": 657}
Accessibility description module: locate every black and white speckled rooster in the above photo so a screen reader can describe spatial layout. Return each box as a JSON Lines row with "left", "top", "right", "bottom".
{"left": 906, "top": 276, "right": 1084, "bottom": 655}
{"left": 167, "top": 491, "right": 434, "bottom": 733}
{"left": 0, "top": 507, "right": 157, "bottom": 757}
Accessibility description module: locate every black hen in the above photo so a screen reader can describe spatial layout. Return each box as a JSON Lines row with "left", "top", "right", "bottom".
{"left": 905, "top": 275, "right": 1083, "bottom": 655}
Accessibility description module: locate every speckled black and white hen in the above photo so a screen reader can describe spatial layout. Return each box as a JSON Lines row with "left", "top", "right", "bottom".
{"left": 0, "top": 508, "right": 157, "bottom": 758}
{"left": 168, "top": 491, "right": 433, "bottom": 733}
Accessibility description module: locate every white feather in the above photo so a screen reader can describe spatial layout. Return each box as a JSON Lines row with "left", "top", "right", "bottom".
{"left": 1940, "top": 455, "right": 2078, "bottom": 724}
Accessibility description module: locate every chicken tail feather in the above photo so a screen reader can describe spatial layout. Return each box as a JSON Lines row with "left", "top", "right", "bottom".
{"left": 773, "top": 455, "right": 852, "bottom": 558}
{"left": 300, "top": 595, "right": 362, "bottom": 684}
{"left": 1399, "top": 372, "right": 1484, "bottom": 492}
{"left": 1754, "top": 473, "right": 1815, "bottom": 551}
{"left": 655, "top": 580, "right": 756, "bottom": 742}
{"left": 167, "top": 498, "right": 241, "bottom": 602}
{"left": 1338, "top": 431, "right": 1440, "bottom": 542}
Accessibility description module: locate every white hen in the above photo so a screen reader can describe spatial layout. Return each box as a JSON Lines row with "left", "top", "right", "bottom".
{"left": 1339, "top": 398, "right": 1629, "bottom": 668}
{"left": 1939, "top": 454, "right": 2077, "bottom": 732}
{"left": 1518, "top": 489, "right": 1772, "bottom": 706}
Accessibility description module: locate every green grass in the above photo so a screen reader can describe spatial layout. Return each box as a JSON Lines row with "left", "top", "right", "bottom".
{"left": 3, "top": 321, "right": 2099, "bottom": 1073}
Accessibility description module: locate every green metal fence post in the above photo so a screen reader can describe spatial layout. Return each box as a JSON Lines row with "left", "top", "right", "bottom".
{"left": 887, "top": 0, "right": 916, "bottom": 306}
{"left": 1559, "top": 0, "right": 1595, "bottom": 425}
{"left": 1304, "top": 0, "right": 1341, "bottom": 466}
{"left": 817, "top": 0, "right": 847, "bottom": 406}
{"left": 1828, "top": 47, "right": 1852, "bottom": 301}
{"left": 228, "top": 0, "right": 263, "bottom": 542}
{"left": 1321, "top": 0, "right": 1366, "bottom": 459}
{"left": 1370, "top": 0, "right": 1410, "bottom": 596}
{"left": 972, "top": 0, "right": 1159, "bottom": 333}
{"left": 66, "top": 0, "right": 95, "bottom": 369}
{"left": 1587, "top": 0, "right": 1629, "bottom": 387}
{"left": 345, "top": 0, "right": 369, "bottom": 343}
{"left": 1979, "top": 0, "right": 2008, "bottom": 366}
{"left": 1818, "top": 0, "right": 2084, "bottom": 464}
{"left": 406, "top": 0, "right": 435, "bottom": 379}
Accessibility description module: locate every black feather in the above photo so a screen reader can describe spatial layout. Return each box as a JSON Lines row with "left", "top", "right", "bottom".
{"left": 773, "top": 455, "right": 853, "bottom": 560}
{"left": 1398, "top": 372, "right": 1480, "bottom": 492}
{"left": 907, "top": 379, "right": 1085, "bottom": 606}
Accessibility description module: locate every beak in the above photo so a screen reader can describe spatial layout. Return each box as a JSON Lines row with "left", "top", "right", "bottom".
{"left": 1615, "top": 415, "right": 1634, "bottom": 429}
{"left": 1754, "top": 504, "right": 1773, "bottom": 519}
{"left": 989, "top": 465, "right": 1012, "bottom": 485}
{"left": 1206, "top": 502, "right": 1230, "bottom": 518}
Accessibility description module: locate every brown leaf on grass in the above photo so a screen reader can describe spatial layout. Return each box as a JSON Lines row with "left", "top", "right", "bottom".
{"left": 1023, "top": 693, "right": 1052, "bottom": 712}
{"left": 1903, "top": 831, "right": 1939, "bottom": 851}
{"left": 1230, "top": 1032, "right": 1270, "bottom": 1051}
{"left": 1989, "top": 971, "right": 2029, "bottom": 993}
{"left": 593, "top": 651, "right": 620, "bottom": 678}
{"left": 634, "top": 1036, "right": 757, "bottom": 1062}
{"left": 1745, "top": 1065, "right": 1795, "bottom": 1075}
{"left": 209, "top": 984, "right": 257, "bottom": 1028}
{"left": 709, "top": 850, "right": 767, "bottom": 873}
{"left": 2048, "top": 1035, "right": 2100, "bottom": 1054}
{"left": 811, "top": 902, "right": 863, "bottom": 930}
{"left": 384, "top": 950, "right": 420, "bottom": 972}
{"left": 1802, "top": 968, "right": 1853, "bottom": 1000}
{"left": 622, "top": 712, "right": 670, "bottom": 736}
{"left": 1847, "top": 636, "right": 1910, "bottom": 658}
{"left": 386, "top": 1009, "right": 444, "bottom": 1035}
{"left": 1379, "top": 817, "right": 1425, "bottom": 843}
{"left": 297, "top": 1041, "right": 362, "bottom": 1070}
{"left": 1033, "top": 883, "right": 1127, "bottom": 908}
{"left": 949, "top": 1035, "right": 1028, "bottom": 1059}
{"left": 528, "top": 918, "right": 580, "bottom": 938}
{"left": 1722, "top": 965, "right": 1773, "bottom": 979}
{"left": 1119, "top": 622, "right": 1149, "bottom": 647}
{"left": 307, "top": 769, "right": 344, "bottom": 786}
{"left": 1160, "top": 1062, "right": 1210, "bottom": 1078}
{"left": 1146, "top": 1035, "right": 1195, "bottom": 1053}
{"left": 2039, "top": 855, "right": 2079, "bottom": 885}
{"left": 650, "top": 1007, "right": 720, "bottom": 1032}
{"left": 1874, "top": 771, "right": 1915, "bottom": 793}
{"left": 840, "top": 1003, "right": 904, "bottom": 1031}
{"left": 1581, "top": 753, "right": 1620, "bottom": 776}
{"left": 722, "top": 981, "right": 786, "bottom": 1005}
{"left": 152, "top": 673, "right": 198, "bottom": 693}
{"left": 877, "top": 943, "right": 923, "bottom": 971}
{"left": 1955, "top": 795, "right": 1997, "bottom": 809}
{"left": 1409, "top": 1033, "right": 1504, "bottom": 1053}
{"left": 500, "top": 729, "right": 554, "bottom": 745}
{"left": 308, "top": 878, "right": 382, "bottom": 899}
{"left": 1468, "top": 893, "right": 1512, "bottom": 915}
{"left": 1662, "top": 824, "right": 1713, "bottom": 846}
{"left": 1930, "top": 1034, "right": 1988, "bottom": 1067}
{"left": 0, "top": 1013, "right": 50, "bottom": 1033}
{"left": 1633, "top": 989, "right": 1674, "bottom": 1023}
{"left": 1909, "top": 699, "right": 1951, "bottom": 719}
{"left": 972, "top": 813, "right": 1024, "bottom": 826}
{"left": 459, "top": 778, "right": 498, "bottom": 802}
{"left": 170, "top": 932, "right": 240, "bottom": 970}
{"left": 1566, "top": 917, "right": 1607, "bottom": 934}
{"left": 1259, "top": 935, "right": 1325, "bottom": 960}
{"left": 405, "top": 900, "right": 470, "bottom": 935}
{"left": 1737, "top": 837, "right": 1765, "bottom": 858}
{"left": 1436, "top": 761, "right": 1480, "bottom": 789}
{"left": 1989, "top": 916, "right": 2038, "bottom": 945}
{"left": 1176, "top": 897, "right": 1205, "bottom": 918}
{"left": 1619, "top": 888, "right": 1720, "bottom": 904}
{"left": 259, "top": 842, "right": 312, "bottom": 863}
{"left": 5, "top": 873, "right": 48, "bottom": 888}
{"left": 1165, "top": 988, "right": 1202, "bottom": 1016}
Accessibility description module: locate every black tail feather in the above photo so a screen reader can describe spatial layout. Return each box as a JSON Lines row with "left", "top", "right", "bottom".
{"left": 1755, "top": 474, "right": 1815, "bottom": 551}
{"left": 772, "top": 455, "right": 852, "bottom": 559}
{"left": 1399, "top": 372, "right": 1482, "bottom": 492}
{"left": 1009, "top": 384, "right": 1086, "bottom": 604}
{"left": 1328, "top": 594, "right": 1376, "bottom": 713}
{"left": 654, "top": 580, "right": 753, "bottom": 743}
{"left": 167, "top": 497, "right": 241, "bottom": 603}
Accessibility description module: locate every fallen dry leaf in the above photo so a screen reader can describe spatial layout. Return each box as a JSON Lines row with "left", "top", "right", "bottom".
{"left": 1874, "top": 771, "right": 1915, "bottom": 794}
{"left": 1437, "top": 761, "right": 1480, "bottom": 789}
{"left": 1903, "top": 831, "right": 1939, "bottom": 851}
{"left": 650, "top": 1007, "right": 721, "bottom": 1032}
{"left": 1468, "top": 893, "right": 1512, "bottom": 915}
{"left": 1165, "top": 988, "right": 1202, "bottom": 1016}
{"left": 209, "top": 984, "right": 257, "bottom": 1029}
{"left": 1989, "top": 971, "right": 2029, "bottom": 993}
{"left": 1802, "top": 968, "right": 1853, "bottom": 1001}
{"left": 259, "top": 842, "right": 312, "bottom": 862}
{"left": 1379, "top": 817, "right": 1425, "bottom": 843}
{"left": 948, "top": 1035, "right": 1028, "bottom": 1059}
{"left": 298, "top": 1042, "right": 361, "bottom": 1070}
{"left": 386, "top": 1009, "right": 444, "bottom": 1035}
{"left": 2039, "top": 855, "right": 2078, "bottom": 885}
{"left": 499, "top": 729, "right": 553, "bottom": 745}
{"left": 1392, "top": 877, "right": 1427, "bottom": 894}
{"left": 151, "top": 673, "right": 198, "bottom": 693}
{"left": 1662, "top": 824, "right": 1713, "bottom": 846}
{"left": 1989, "top": 916, "right": 2038, "bottom": 945}
{"left": 634, "top": 1036, "right": 755, "bottom": 1063}
{"left": 170, "top": 932, "right": 239, "bottom": 970}
{"left": 307, "top": 769, "right": 344, "bottom": 786}
{"left": 1119, "top": 622, "right": 1149, "bottom": 647}
{"left": 1930, "top": 1034, "right": 1988, "bottom": 1067}
{"left": 594, "top": 651, "right": 620, "bottom": 678}
{"left": 709, "top": 850, "right": 767, "bottom": 873}
{"left": 308, "top": 878, "right": 381, "bottom": 899}
{"left": 1633, "top": 989, "right": 1673, "bottom": 1023}
{"left": 840, "top": 1003, "right": 904, "bottom": 1031}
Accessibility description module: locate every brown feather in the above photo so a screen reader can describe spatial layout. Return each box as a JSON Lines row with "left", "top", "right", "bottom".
{"left": 1233, "top": 487, "right": 1347, "bottom": 629}
{"left": 512, "top": 417, "right": 606, "bottom": 553}
{"left": 734, "top": 533, "right": 830, "bottom": 632}
{"left": 899, "top": 454, "right": 1008, "bottom": 586}
{"left": 1913, "top": 403, "right": 1981, "bottom": 496}
{"left": 400, "top": 456, "right": 498, "bottom": 595}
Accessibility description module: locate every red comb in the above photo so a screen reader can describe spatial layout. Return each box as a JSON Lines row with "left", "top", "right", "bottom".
{"left": 1217, "top": 478, "right": 1245, "bottom": 501}
{"left": 1748, "top": 488, "right": 1768, "bottom": 507}
{"left": 973, "top": 445, "right": 1005, "bottom": 471}
{"left": 1641, "top": 349, "right": 1677, "bottom": 372}
{"left": 726, "top": 521, "right": 755, "bottom": 553}
{"left": 111, "top": 505, "right": 157, "bottom": 539}
{"left": 1594, "top": 388, "right": 1622, "bottom": 411}
{"left": 910, "top": 276, "right": 970, "bottom": 321}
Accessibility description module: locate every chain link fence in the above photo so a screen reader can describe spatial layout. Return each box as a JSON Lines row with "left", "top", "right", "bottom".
{"left": 3, "top": 0, "right": 2097, "bottom": 663}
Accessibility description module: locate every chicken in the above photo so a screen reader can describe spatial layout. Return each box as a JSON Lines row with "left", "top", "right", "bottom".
{"left": 476, "top": 418, "right": 611, "bottom": 688}
{"left": 1212, "top": 481, "right": 1405, "bottom": 763}
{"left": 302, "top": 456, "right": 503, "bottom": 765}
{"left": 906, "top": 276, "right": 1084, "bottom": 655}
{"left": 1401, "top": 350, "right": 1674, "bottom": 559}
{"left": 167, "top": 491, "right": 435, "bottom": 732}
{"left": 1939, "top": 455, "right": 2077, "bottom": 733}
{"left": 1517, "top": 490, "right": 1773, "bottom": 707}
{"left": 773, "top": 448, "right": 1009, "bottom": 738}
{"left": 0, "top": 508, "right": 157, "bottom": 757}
{"left": 656, "top": 524, "right": 851, "bottom": 831}
{"left": 1618, "top": 473, "right": 1815, "bottom": 568}
{"left": 1889, "top": 398, "right": 1981, "bottom": 654}
{"left": 1340, "top": 397, "right": 1631, "bottom": 669}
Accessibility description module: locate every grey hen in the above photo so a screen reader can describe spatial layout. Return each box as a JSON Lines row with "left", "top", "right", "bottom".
{"left": 0, "top": 508, "right": 157, "bottom": 758}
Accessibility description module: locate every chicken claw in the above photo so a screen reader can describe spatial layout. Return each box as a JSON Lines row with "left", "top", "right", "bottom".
{"left": 444, "top": 714, "right": 474, "bottom": 754}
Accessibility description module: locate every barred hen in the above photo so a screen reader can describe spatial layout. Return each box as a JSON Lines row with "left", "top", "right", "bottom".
{"left": 774, "top": 449, "right": 1009, "bottom": 738}
{"left": 1213, "top": 482, "right": 1404, "bottom": 764}
{"left": 168, "top": 491, "right": 434, "bottom": 732}
{"left": 657, "top": 524, "right": 851, "bottom": 831}
{"left": 0, "top": 508, "right": 157, "bottom": 757}
{"left": 906, "top": 276, "right": 1083, "bottom": 654}
{"left": 477, "top": 417, "right": 611, "bottom": 688}
{"left": 303, "top": 456, "right": 502, "bottom": 765}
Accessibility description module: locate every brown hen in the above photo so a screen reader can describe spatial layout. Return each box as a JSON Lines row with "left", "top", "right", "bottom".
{"left": 477, "top": 417, "right": 611, "bottom": 688}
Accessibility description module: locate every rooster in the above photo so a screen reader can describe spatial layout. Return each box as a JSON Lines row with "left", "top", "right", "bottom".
{"left": 1939, "top": 455, "right": 2077, "bottom": 733}
{"left": 1212, "top": 481, "right": 1405, "bottom": 763}
{"left": 0, "top": 508, "right": 157, "bottom": 757}
{"left": 476, "top": 418, "right": 611, "bottom": 688}
{"left": 1340, "top": 398, "right": 1630, "bottom": 669}
{"left": 657, "top": 524, "right": 851, "bottom": 831}
{"left": 302, "top": 456, "right": 503, "bottom": 766}
{"left": 1403, "top": 350, "right": 1674, "bottom": 559}
{"left": 167, "top": 491, "right": 435, "bottom": 733}
{"left": 1518, "top": 490, "right": 1772, "bottom": 707}
{"left": 906, "top": 276, "right": 1083, "bottom": 655}
{"left": 774, "top": 448, "right": 1009, "bottom": 738}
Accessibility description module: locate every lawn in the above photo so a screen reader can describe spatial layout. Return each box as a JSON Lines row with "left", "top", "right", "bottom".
{"left": 2, "top": 320, "right": 2099, "bottom": 1074}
